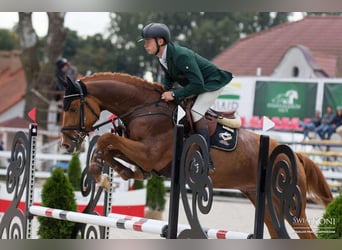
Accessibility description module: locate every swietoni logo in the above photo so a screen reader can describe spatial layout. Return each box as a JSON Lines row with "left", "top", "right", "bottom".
{"left": 267, "top": 89, "right": 301, "bottom": 113}
{"left": 292, "top": 216, "right": 337, "bottom": 235}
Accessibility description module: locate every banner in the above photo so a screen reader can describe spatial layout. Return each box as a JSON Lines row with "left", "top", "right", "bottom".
{"left": 253, "top": 81, "right": 317, "bottom": 119}
{"left": 322, "top": 83, "right": 342, "bottom": 112}
{"left": 211, "top": 77, "right": 256, "bottom": 120}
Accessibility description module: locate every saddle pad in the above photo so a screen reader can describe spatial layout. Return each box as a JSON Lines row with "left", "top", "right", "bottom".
{"left": 210, "top": 124, "right": 238, "bottom": 152}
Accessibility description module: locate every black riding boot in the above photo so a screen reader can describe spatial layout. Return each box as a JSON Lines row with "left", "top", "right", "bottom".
{"left": 194, "top": 118, "right": 214, "bottom": 173}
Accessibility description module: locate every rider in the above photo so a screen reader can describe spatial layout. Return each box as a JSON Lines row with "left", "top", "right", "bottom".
{"left": 139, "top": 23, "right": 233, "bottom": 170}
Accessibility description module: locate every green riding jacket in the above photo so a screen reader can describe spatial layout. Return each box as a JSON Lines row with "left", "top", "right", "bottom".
{"left": 161, "top": 43, "right": 233, "bottom": 102}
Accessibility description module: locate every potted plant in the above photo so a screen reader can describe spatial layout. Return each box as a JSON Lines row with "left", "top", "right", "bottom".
{"left": 145, "top": 173, "right": 166, "bottom": 220}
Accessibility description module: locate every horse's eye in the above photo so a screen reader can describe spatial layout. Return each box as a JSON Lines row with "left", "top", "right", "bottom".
{"left": 70, "top": 107, "right": 78, "bottom": 113}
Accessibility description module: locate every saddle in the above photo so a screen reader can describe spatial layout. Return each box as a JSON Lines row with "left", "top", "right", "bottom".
{"left": 181, "top": 99, "right": 241, "bottom": 152}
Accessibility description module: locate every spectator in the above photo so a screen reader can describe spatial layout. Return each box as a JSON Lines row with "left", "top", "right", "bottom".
{"left": 55, "top": 57, "right": 69, "bottom": 97}
{"left": 325, "top": 108, "right": 342, "bottom": 140}
{"left": 54, "top": 58, "right": 78, "bottom": 101}
{"left": 336, "top": 123, "right": 342, "bottom": 140}
{"left": 0, "top": 140, "right": 4, "bottom": 151}
{"left": 54, "top": 58, "right": 78, "bottom": 123}
{"left": 315, "top": 106, "right": 335, "bottom": 139}
{"left": 300, "top": 110, "right": 321, "bottom": 140}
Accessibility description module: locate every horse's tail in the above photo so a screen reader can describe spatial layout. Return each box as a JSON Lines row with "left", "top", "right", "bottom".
{"left": 296, "top": 152, "right": 333, "bottom": 207}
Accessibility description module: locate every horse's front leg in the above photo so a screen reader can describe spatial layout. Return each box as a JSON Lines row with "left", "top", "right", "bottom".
{"left": 88, "top": 147, "right": 113, "bottom": 190}
{"left": 89, "top": 133, "right": 152, "bottom": 189}
{"left": 96, "top": 133, "right": 153, "bottom": 171}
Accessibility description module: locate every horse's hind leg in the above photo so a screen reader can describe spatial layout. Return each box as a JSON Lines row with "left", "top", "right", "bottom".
{"left": 242, "top": 189, "right": 289, "bottom": 239}
{"left": 241, "top": 189, "right": 279, "bottom": 239}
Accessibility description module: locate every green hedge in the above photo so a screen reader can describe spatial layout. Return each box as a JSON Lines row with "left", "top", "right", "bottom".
{"left": 67, "top": 153, "right": 82, "bottom": 191}
{"left": 146, "top": 174, "right": 166, "bottom": 211}
{"left": 37, "top": 167, "right": 77, "bottom": 239}
{"left": 132, "top": 179, "right": 144, "bottom": 190}
{"left": 317, "top": 191, "right": 342, "bottom": 239}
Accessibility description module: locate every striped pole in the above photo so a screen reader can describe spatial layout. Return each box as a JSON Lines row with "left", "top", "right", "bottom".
{"left": 30, "top": 206, "right": 252, "bottom": 239}
{"left": 108, "top": 213, "right": 253, "bottom": 239}
{"left": 107, "top": 212, "right": 189, "bottom": 237}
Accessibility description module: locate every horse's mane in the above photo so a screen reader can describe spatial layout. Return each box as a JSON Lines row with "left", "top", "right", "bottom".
{"left": 80, "top": 72, "right": 165, "bottom": 92}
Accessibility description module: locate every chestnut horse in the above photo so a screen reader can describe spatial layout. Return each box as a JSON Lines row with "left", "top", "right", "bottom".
{"left": 60, "top": 72, "right": 333, "bottom": 239}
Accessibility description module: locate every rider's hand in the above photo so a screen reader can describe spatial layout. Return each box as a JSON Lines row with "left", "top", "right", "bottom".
{"left": 161, "top": 91, "right": 175, "bottom": 102}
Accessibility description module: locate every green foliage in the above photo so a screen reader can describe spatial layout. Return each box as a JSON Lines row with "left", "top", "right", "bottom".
{"left": 67, "top": 153, "right": 82, "bottom": 191}
{"left": 62, "top": 12, "right": 291, "bottom": 78}
{"left": 132, "top": 179, "right": 144, "bottom": 190}
{"left": 146, "top": 174, "right": 166, "bottom": 211}
{"left": 317, "top": 191, "right": 342, "bottom": 239}
{"left": 0, "top": 29, "right": 19, "bottom": 50}
{"left": 37, "top": 168, "right": 77, "bottom": 239}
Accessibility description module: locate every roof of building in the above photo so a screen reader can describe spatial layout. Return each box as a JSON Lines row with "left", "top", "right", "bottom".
{"left": 212, "top": 16, "right": 342, "bottom": 77}
{"left": 0, "top": 50, "right": 26, "bottom": 114}
{"left": 0, "top": 116, "right": 31, "bottom": 129}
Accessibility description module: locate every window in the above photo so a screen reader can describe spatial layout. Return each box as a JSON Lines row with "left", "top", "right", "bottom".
{"left": 292, "top": 66, "right": 299, "bottom": 77}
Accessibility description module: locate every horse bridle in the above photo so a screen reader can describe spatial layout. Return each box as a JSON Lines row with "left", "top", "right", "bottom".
{"left": 61, "top": 80, "right": 100, "bottom": 144}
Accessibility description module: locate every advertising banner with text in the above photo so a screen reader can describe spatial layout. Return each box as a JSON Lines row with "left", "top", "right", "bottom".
{"left": 212, "top": 77, "right": 256, "bottom": 120}
{"left": 253, "top": 81, "right": 317, "bottom": 119}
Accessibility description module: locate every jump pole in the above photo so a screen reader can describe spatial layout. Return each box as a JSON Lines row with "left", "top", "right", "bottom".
{"left": 29, "top": 206, "right": 252, "bottom": 239}
{"left": 108, "top": 212, "right": 253, "bottom": 239}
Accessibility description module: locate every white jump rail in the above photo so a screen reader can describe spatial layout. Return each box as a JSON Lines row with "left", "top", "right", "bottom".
{"left": 29, "top": 206, "right": 252, "bottom": 239}
{"left": 107, "top": 213, "right": 252, "bottom": 239}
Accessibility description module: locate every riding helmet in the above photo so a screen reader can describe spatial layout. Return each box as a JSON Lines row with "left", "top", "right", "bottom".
{"left": 55, "top": 58, "right": 68, "bottom": 69}
{"left": 140, "top": 23, "right": 171, "bottom": 44}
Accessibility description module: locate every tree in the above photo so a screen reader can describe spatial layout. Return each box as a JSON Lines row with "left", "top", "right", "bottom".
{"left": 0, "top": 29, "right": 19, "bottom": 50}
{"left": 108, "top": 12, "right": 291, "bottom": 78}
{"left": 17, "top": 12, "right": 67, "bottom": 128}
{"left": 72, "top": 33, "right": 116, "bottom": 74}
{"left": 12, "top": 11, "right": 293, "bottom": 122}
{"left": 37, "top": 167, "right": 77, "bottom": 238}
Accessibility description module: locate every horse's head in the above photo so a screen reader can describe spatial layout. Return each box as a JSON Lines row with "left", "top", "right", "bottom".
{"left": 60, "top": 77, "right": 100, "bottom": 153}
